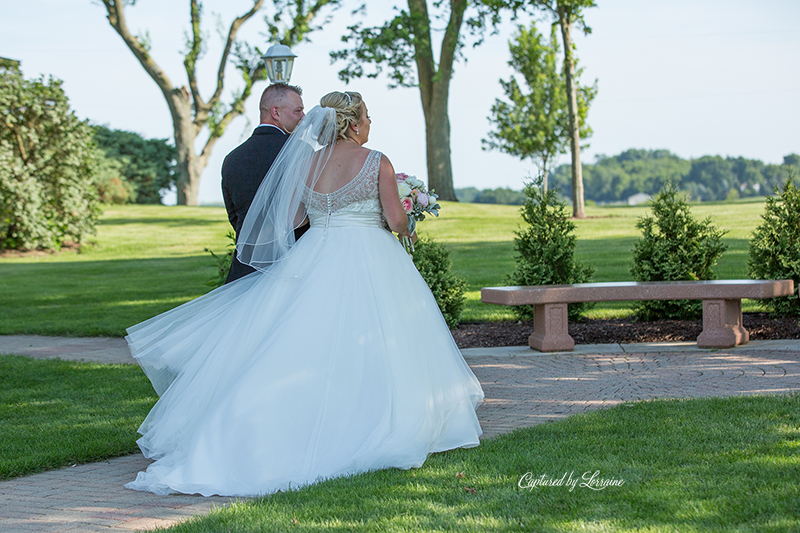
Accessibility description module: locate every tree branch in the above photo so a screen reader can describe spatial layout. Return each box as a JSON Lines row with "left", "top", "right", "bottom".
{"left": 208, "top": 0, "right": 265, "bottom": 111}
{"left": 100, "top": 0, "right": 175, "bottom": 97}
{"left": 14, "top": 125, "right": 28, "bottom": 164}
{"left": 437, "top": 0, "right": 467, "bottom": 85}
{"left": 407, "top": 0, "right": 435, "bottom": 105}
{"left": 184, "top": 0, "right": 205, "bottom": 116}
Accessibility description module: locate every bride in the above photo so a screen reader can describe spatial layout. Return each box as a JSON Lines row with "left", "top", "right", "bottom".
{"left": 124, "top": 91, "right": 484, "bottom": 497}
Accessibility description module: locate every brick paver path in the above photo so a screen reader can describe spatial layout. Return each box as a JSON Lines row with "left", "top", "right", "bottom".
{"left": 465, "top": 343, "right": 800, "bottom": 438}
{"left": 1, "top": 338, "right": 799, "bottom": 532}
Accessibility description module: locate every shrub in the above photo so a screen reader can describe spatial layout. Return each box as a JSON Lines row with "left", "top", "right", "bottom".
{"left": 205, "top": 231, "right": 236, "bottom": 288}
{"left": 411, "top": 236, "right": 466, "bottom": 329}
{"left": 747, "top": 172, "right": 800, "bottom": 316}
{"left": 0, "top": 64, "right": 100, "bottom": 250}
{"left": 505, "top": 177, "right": 595, "bottom": 321}
{"left": 630, "top": 180, "right": 728, "bottom": 320}
{"left": 92, "top": 149, "right": 137, "bottom": 204}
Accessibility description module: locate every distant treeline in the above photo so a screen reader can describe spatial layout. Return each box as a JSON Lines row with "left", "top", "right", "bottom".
{"left": 550, "top": 149, "right": 800, "bottom": 203}
{"left": 455, "top": 187, "right": 527, "bottom": 205}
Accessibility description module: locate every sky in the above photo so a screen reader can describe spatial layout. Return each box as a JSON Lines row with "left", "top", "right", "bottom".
{"left": 3, "top": 0, "right": 799, "bottom": 205}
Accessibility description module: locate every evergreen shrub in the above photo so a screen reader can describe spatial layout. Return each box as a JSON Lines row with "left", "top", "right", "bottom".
{"left": 411, "top": 236, "right": 466, "bottom": 329}
{"left": 630, "top": 181, "right": 728, "bottom": 320}
{"left": 505, "top": 177, "right": 595, "bottom": 321}
{"left": 748, "top": 172, "right": 800, "bottom": 316}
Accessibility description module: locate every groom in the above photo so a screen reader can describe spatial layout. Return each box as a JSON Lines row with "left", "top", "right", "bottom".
{"left": 221, "top": 83, "right": 306, "bottom": 283}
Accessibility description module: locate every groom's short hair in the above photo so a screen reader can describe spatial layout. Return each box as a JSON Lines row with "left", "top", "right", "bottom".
{"left": 260, "top": 83, "right": 303, "bottom": 115}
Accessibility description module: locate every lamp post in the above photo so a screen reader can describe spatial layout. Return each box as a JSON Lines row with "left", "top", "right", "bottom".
{"left": 261, "top": 44, "right": 297, "bottom": 84}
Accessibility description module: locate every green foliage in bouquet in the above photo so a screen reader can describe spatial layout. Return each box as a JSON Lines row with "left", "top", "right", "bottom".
{"left": 411, "top": 237, "right": 466, "bottom": 329}
{"left": 631, "top": 180, "right": 728, "bottom": 320}
{"left": 205, "top": 230, "right": 236, "bottom": 288}
{"left": 505, "top": 176, "right": 595, "bottom": 321}
{"left": 748, "top": 171, "right": 800, "bottom": 316}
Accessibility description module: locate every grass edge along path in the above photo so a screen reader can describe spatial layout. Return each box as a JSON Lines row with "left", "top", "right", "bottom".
{"left": 161, "top": 394, "right": 800, "bottom": 533}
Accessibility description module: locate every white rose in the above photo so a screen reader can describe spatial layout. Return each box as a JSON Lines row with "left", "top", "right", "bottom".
{"left": 397, "top": 182, "right": 412, "bottom": 197}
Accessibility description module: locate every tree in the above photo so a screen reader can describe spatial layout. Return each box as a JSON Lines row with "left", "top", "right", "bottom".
{"left": 530, "top": 0, "right": 595, "bottom": 217}
{"left": 505, "top": 175, "right": 594, "bottom": 321}
{"left": 748, "top": 172, "right": 800, "bottom": 317}
{"left": 93, "top": 126, "right": 177, "bottom": 204}
{"left": 484, "top": 22, "right": 594, "bottom": 192}
{"left": 331, "top": 1, "right": 519, "bottom": 201}
{"left": 92, "top": 148, "right": 136, "bottom": 204}
{"left": 99, "top": 0, "right": 339, "bottom": 205}
{"left": 0, "top": 63, "right": 100, "bottom": 250}
{"left": 630, "top": 181, "right": 728, "bottom": 320}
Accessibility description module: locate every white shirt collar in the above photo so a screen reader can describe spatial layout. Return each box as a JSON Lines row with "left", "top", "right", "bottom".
{"left": 257, "top": 123, "right": 288, "bottom": 135}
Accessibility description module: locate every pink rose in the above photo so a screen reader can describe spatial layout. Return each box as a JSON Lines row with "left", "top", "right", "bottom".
{"left": 396, "top": 173, "right": 408, "bottom": 182}
{"left": 401, "top": 197, "right": 414, "bottom": 213}
{"left": 416, "top": 192, "right": 429, "bottom": 207}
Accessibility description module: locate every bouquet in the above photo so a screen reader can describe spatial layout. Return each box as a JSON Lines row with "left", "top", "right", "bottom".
{"left": 396, "top": 173, "right": 441, "bottom": 253}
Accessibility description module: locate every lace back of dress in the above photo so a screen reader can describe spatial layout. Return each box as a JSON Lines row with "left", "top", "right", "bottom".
{"left": 306, "top": 150, "right": 382, "bottom": 216}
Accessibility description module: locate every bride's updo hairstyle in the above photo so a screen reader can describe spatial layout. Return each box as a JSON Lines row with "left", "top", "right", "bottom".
{"left": 319, "top": 91, "right": 364, "bottom": 141}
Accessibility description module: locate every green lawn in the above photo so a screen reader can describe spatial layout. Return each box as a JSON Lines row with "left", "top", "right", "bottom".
{"left": 0, "top": 198, "right": 771, "bottom": 335}
{"left": 164, "top": 393, "right": 799, "bottom": 533}
{"left": 0, "top": 355, "right": 157, "bottom": 480}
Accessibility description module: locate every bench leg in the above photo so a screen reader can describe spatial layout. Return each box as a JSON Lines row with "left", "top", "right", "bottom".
{"left": 697, "top": 299, "right": 749, "bottom": 349}
{"left": 529, "top": 303, "right": 575, "bottom": 352}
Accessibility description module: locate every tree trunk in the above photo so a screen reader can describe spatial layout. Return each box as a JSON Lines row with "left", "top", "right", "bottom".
{"left": 164, "top": 87, "right": 200, "bottom": 205}
{"left": 558, "top": 3, "right": 586, "bottom": 218}
{"left": 407, "top": 0, "right": 465, "bottom": 202}
{"left": 541, "top": 154, "right": 549, "bottom": 193}
{"left": 422, "top": 82, "right": 456, "bottom": 201}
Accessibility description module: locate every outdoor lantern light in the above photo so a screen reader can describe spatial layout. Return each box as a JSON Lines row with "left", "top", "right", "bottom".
{"left": 261, "top": 44, "right": 297, "bottom": 84}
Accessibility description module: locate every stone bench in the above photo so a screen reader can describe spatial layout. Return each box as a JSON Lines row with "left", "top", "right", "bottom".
{"left": 481, "top": 280, "right": 796, "bottom": 352}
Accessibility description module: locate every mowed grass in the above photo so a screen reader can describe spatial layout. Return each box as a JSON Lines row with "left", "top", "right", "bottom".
{"left": 163, "top": 394, "right": 800, "bottom": 533}
{"left": 0, "top": 355, "right": 157, "bottom": 480}
{"left": 0, "top": 205, "right": 230, "bottom": 336}
{"left": 0, "top": 198, "right": 771, "bottom": 335}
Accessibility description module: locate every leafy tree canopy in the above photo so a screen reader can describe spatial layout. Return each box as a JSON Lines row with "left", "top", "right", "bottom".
{"left": 93, "top": 126, "right": 177, "bottom": 204}
{"left": 0, "top": 63, "right": 99, "bottom": 251}
{"left": 550, "top": 149, "right": 800, "bottom": 203}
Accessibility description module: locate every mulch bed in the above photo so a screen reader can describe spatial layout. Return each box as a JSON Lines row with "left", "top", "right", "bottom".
{"left": 451, "top": 312, "right": 800, "bottom": 349}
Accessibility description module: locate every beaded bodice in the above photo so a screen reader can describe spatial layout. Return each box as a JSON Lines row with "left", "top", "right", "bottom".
{"left": 304, "top": 150, "right": 382, "bottom": 217}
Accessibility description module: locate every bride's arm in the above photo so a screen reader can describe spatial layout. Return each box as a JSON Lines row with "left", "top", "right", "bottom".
{"left": 377, "top": 154, "right": 414, "bottom": 239}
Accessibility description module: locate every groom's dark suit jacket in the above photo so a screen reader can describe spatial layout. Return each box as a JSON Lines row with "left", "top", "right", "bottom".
{"left": 221, "top": 125, "right": 307, "bottom": 283}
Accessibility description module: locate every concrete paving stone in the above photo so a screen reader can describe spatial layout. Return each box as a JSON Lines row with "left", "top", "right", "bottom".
{"left": 61, "top": 524, "right": 125, "bottom": 533}
{"left": 1, "top": 520, "right": 70, "bottom": 533}
{"left": 113, "top": 516, "right": 180, "bottom": 531}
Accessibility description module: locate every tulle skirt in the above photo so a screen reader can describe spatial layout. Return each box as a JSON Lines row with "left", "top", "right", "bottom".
{"left": 124, "top": 219, "right": 484, "bottom": 496}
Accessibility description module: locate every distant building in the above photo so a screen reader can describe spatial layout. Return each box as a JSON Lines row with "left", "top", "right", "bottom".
{"left": 627, "top": 192, "right": 651, "bottom": 206}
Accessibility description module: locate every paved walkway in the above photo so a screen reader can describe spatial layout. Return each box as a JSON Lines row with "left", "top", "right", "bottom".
{"left": 2, "top": 336, "right": 799, "bottom": 532}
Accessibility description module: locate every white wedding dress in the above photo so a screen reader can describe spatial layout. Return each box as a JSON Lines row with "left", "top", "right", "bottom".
{"left": 125, "top": 149, "right": 484, "bottom": 497}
